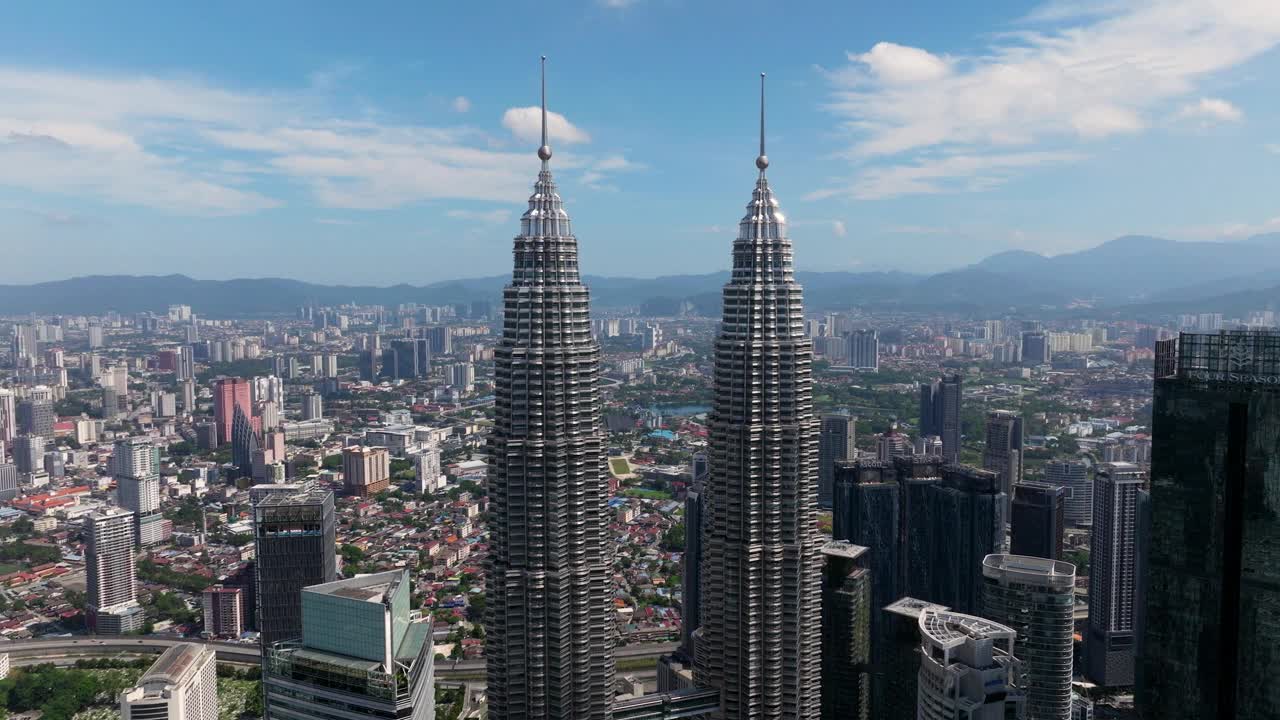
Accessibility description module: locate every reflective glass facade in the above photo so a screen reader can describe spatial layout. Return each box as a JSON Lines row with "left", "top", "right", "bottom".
{"left": 1139, "top": 332, "right": 1280, "bottom": 719}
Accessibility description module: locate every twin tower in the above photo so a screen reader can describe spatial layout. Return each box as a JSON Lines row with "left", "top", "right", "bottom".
{"left": 485, "top": 60, "right": 823, "bottom": 720}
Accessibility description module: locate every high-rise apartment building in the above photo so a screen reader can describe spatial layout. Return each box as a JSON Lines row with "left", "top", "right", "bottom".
{"left": 302, "top": 392, "right": 323, "bottom": 421}
{"left": 449, "top": 362, "right": 475, "bottom": 392}
{"left": 86, "top": 508, "right": 145, "bottom": 634}
{"left": 847, "top": 329, "right": 879, "bottom": 371}
{"left": 484, "top": 61, "right": 614, "bottom": 720}
{"left": 119, "top": 644, "right": 218, "bottom": 720}
{"left": 88, "top": 323, "right": 104, "bottom": 349}
{"left": 916, "top": 609, "right": 1026, "bottom": 720}
{"left": 820, "top": 542, "right": 871, "bottom": 720}
{"left": 414, "top": 444, "right": 446, "bottom": 495}
{"left": 910, "top": 466, "right": 1005, "bottom": 615}
{"left": 17, "top": 395, "right": 54, "bottom": 437}
{"left": 176, "top": 345, "right": 195, "bottom": 382}
{"left": 0, "top": 389, "right": 16, "bottom": 445}
{"left": 254, "top": 488, "right": 337, "bottom": 647}
{"left": 1011, "top": 481, "right": 1068, "bottom": 561}
{"left": 817, "top": 413, "right": 856, "bottom": 508}
{"left": 1139, "top": 331, "right": 1280, "bottom": 719}
{"left": 696, "top": 77, "right": 823, "bottom": 719}
{"left": 982, "top": 409, "right": 1024, "bottom": 508}
{"left": 262, "top": 570, "right": 435, "bottom": 720}
{"left": 1022, "top": 330, "right": 1051, "bottom": 366}
{"left": 982, "top": 554, "right": 1076, "bottom": 720}
{"left": 342, "top": 445, "right": 391, "bottom": 497}
{"left": 214, "top": 377, "right": 252, "bottom": 446}
{"left": 919, "top": 375, "right": 962, "bottom": 462}
{"left": 202, "top": 585, "right": 245, "bottom": 639}
{"left": 1087, "top": 462, "right": 1143, "bottom": 687}
{"left": 114, "top": 437, "right": 163, "bottom": 547}
{"left": 1045, "top": 459, "right": 1091, "bottom": 527}
{"left": 12, "top": 434, "right": 44, "bottom": 474}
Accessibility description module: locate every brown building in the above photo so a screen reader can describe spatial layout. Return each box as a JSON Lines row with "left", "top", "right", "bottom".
{"left": 343, "top": 446, "right": 391, "bottom": 497}
{"left": 202, "top": 585, "right": 244, "bottom": 639}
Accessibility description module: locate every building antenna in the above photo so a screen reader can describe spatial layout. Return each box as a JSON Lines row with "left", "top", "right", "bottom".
{"left": 756, "top": 73, "right": 768, "bottom": 173}
{"left": 538, "top": 56, "right": 552, "bottom": 169}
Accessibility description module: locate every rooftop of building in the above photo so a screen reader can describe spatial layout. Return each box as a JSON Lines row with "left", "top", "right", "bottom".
{"left": 141, "top": 643, "right": 210, "bottom": 686}
{"left": 919, "top": 609, "right": 1017, "bottom": 648}
{"left": 821, "top": 540, "right": 868, "bottom": 561}
{"left": 305, "top": 569, "right": 404, "bottom": 604}
{"left": 884, "top": 596, "right": 949, "bottom": 620}
{"left": 254, "top": 488, "right": 332, "bottom": 508}
{"left": 982, "top": 553, "right": 1076, "bottom": 588}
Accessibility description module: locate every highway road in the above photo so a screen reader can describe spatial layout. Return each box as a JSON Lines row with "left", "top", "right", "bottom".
{"left": 0, "top": 636, "right": 678, "bottom": 678}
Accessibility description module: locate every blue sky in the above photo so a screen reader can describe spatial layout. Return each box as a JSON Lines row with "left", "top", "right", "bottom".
{"left": 1, "top": 0, "right": 1279, "bottom": 285}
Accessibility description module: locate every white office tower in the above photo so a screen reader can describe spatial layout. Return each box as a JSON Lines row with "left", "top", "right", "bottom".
{"left": 180, "top": 380, "right": 196, "bottom": 414}
{"left": 86, "top": 508, "right": 145, "bottom": 633}
{"left": 982, "top": 554, "right": 1076, "bottom": 720}
{"left": 696, "top": 76, "right": 823, "bottom": 719}
{"left": 1045, "top": 460, "right": 1091, "bottom": 527}
{"left": 414, "top": 445, "right": 446, "bottom": 494}
{"left": 323, "top": 354, "right": 338, "bottom": 378}
{"left": 0, "top": 389, "right": 14, "bottom": 445}
{"left": 916, "top": 609, "right": 1026, "bottom": 720}
{"left": 254, "top": 375, "right": 284, "bottom": 405}
{"left": 120, "top": 644, "right": 218, "bottom": 720}
{"left": 114, "top": 437, "right": 163, "bottom": 546}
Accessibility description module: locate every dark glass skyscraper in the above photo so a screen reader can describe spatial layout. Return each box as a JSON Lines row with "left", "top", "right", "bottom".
{"left": 919, "top": 375, "right": 961, "bottom": 462}
{"left": 485, "top": 59, "right": 615, "bottom": 720}
{"left": 1139, "top": 331, "right": 1280, "bottom": 719}
{"left": 917, "top": 466, "right": 1005, "bottom": 615}
{"left": 254, "top": 488, "right": 337, "bottom": 648}
{"left": 696, "top": 76, "right": 823, "bottom": 719}
{"left": 1011, "top": 481, "right": 1067, "bottom": 561}
{"left": 818, "top": 414, "right": 856, "bottom": 509}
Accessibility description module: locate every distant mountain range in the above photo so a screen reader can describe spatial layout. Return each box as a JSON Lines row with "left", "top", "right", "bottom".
{"left": 3, "top": 233, "right": 1278, "bottom": 316}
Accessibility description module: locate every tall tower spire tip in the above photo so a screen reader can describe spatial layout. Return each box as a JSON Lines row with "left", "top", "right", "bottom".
{"left": 538, "top": 56, "right": 552, "bottom": 165}
{"left": 756, "top": 72, "right": 768, "bottom": 171}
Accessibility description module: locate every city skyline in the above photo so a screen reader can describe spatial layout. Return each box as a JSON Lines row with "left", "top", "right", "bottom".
{"left": 3, "top": 1, "right": 1280, "bottom": 284}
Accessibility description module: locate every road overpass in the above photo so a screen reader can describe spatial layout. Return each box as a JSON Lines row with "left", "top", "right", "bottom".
{"left": 0, "top": 636, "right": 678, "bottom": 679}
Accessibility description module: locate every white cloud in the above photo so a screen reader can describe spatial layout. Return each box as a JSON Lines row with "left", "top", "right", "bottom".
{"left": 315, "top": 218, "right": 355, "bottom": 225}
{"left": 1177, "top": 97, "right": 1244, "bottom": 123}
{"left": 810, "top": 151, "right": 1084, "bottom": 201}
{"left": 819, "top": 0, "right": 1280, "bottom": 199}
{"left": 502, "top": 106, "right": 591, "bottom": 145}
{"left": 446, "top": 208, "right": 511, "bottom": 224}
{"left": 598, "top": 0, "right": 641, "bottom": 7}
{"left": 832, "top": 220, "right": 847, "bottom": 237}
{"left": 1267, "top": 143, "right": 1280, "bottom": 154}
{"left": 451, "top": 96, "right": 471, "bottom": 113}
{"left": 852, "top": 43, "right": 951, "bottom": 85}
{"left": 0, "top": 64, "right": 635, "bottom": 214}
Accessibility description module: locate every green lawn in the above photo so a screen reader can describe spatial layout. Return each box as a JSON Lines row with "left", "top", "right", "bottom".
{"left": 609, "top": 458, "right": 632, "bottom": 477}
{"left": 623, "top": 488, "right": 673, "bottom": 501}
{"left": 0, "top": 563, "right": 22, "bottom": 575}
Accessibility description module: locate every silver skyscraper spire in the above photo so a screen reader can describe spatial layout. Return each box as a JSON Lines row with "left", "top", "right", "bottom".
{"left": 695, "top": 73, "right": 823, "bottom": 719}
{"left": 485, "top": 57, "right": 615, "bottom": 720}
